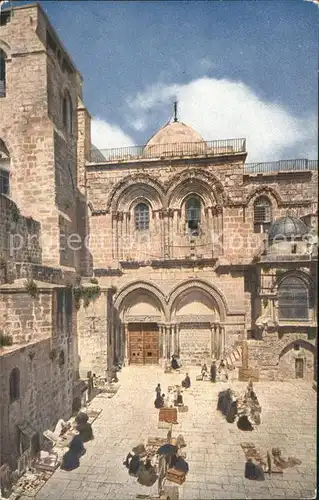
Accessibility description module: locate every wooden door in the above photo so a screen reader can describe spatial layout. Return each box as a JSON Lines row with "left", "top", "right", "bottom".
{"left": 129, "top": 329, "right": 144, "bottom": 364}
{"left": 143, "top": 328, "right": 159, "bottom": 364}
{"left": 295, "top": 358, "right": 304, "bottom": 379}
{"left": 129, "top": 324, "right": 159, "bottom": 364}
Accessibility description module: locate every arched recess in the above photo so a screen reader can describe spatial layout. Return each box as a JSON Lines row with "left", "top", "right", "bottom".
{"left": 114, "top": 281, "right": 168, "bottom": 320}
{"left": 245, "top": 186, "right": 282, "bottom": 207}
{"left": 106, "top": 174, "right": 165, "bottom": 212}
{"left": 273, "top": 270, "right": 314, "bottom": 293}
{"left": 171, "top": 286, "right": 219, "bottom": 321}
{"left": 278, "top": 339, "right": 316, "bottom": 380}
{"left": 166, "top": 168, "right": 224, "bottom": 207}
{"left": 168, "top": 279, "right": 228, "bottom": 322}
{"left": 279, "top": 339, "right": 315, "bottom": 359}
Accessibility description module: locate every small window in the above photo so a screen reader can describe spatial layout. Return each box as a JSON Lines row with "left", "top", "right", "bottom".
{"left": 0, "top": 49, "right": 6, "bottom": 97}
{"left": 62, "top": 91, "right": 72, "bottom": 134}
{"left": 254, "top": 196, "right": 272, "bottom": 233}
{"left": 0, "top": 168, "right": 9, "bottom": 195}
{"left": 292, "top": 244, "right": 297, "bottom": 254}
{"left": 135, "top": 203, "right": 149, "bottom": 230}
{"left": 186, "top": 197, "right": 201, "bottom": 236}
{"left": 9, "top": 368, "right": 20, "bottom": 403}
{"left": 278, "top": 277, "right": 308, "bottom": 321}
{"left": 294, "top": 343, "right": 300, "bottom": 351}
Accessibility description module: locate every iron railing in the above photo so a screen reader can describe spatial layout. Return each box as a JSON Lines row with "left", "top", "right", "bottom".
{"left": 90, "top": 138, "right": 246, "bottom": 163}
{"left": 244, "top": 159, "right": 318, "bottom": 174}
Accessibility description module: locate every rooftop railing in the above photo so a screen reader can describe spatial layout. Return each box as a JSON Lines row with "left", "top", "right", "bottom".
{"left": 244, "top": 159, "right": 318, "bottom": 174}
{"left": 90, "top": 138, "right": 246, "bottom": 163}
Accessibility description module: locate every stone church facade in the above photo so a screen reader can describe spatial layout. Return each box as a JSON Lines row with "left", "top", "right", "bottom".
{"left": 0, "top": 3, "right": 317, "bottom": 471}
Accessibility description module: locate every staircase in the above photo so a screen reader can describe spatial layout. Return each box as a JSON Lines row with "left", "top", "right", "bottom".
{"left": 224, "top": 346, "right": 242, "bottom": 368}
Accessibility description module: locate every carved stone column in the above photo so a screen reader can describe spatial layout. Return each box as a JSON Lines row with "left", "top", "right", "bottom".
{"left": 176, "top": 324, "right": 180, "bottom": 357}
{"left": 161, "top": 325, "right": 167, "bottom": 359}
{"left": 124, "top": 323, "right": 129, "bottom": 364}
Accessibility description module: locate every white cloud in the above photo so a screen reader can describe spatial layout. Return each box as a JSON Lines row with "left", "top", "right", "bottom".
{"left": 91, "top": 117, "right": 135, "bottom": 149}
{"left": 127, "top": 77, "right": 317, "bottom": 162}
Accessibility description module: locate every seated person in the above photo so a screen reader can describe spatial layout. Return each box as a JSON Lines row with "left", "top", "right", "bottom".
{"left": 75, "top": 412, "right": 94, "bottom": 442}
{"left": 171, "top": 454, "right": 189, "bottom": 474}
{"left": 174, "top": 388, "right": 183, "bottom": 406}
{"left": 244, "top": 458, "right": 265, "bottom": 481}
{"left": 123, "top": 452, "right": 141, "bottom": 476}
{"left": 201, "top": 363, "right": 208, "bottom": 378}
{"left": 171, "top": 355, "right": 179, "bottom": 370}
{"left": 60, "top": 435, "right": 85, "bottom": 471}
{"left": 137, "top": 458, "right": 158, "bottom": 486}
{"left": 154, "top": 393, "right": 165, "bottom": 409}
{"left": 181, "top": 373, "right": 191, "bottom": 389}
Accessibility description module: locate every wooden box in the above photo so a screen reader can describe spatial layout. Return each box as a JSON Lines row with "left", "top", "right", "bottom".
{"left": 159, "top": 408, "right": 178, "bottom": 424}
{"left": 166, "top": 468, "right": 186, "bottom": 485}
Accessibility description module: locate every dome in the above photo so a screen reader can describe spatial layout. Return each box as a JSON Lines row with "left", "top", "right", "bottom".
{"left": 144, "top": 121, "right": 206, "bottom": 155}
{"left": 90, "top": 144, "right": 106, "bottom": 162}
{"left": 268, "top": 216, "right": 309, "bottom": 242}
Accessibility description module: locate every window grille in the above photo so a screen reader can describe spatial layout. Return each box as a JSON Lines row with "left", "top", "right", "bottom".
{"left": 0, "top": 49, "right": 6, "bottom": 97}
{"left": 0, "top": 168, "right": 9, "bottom": 194}
{"left": 9, "top": 368, "right": 20, "bottom": 403}
{"left": 278, "top": 277, "right": 308, "bottom": 320}
{"left": 186, "top": 197, "right": 201, "bottom": 236}
{"left": 135, "top": 203, "right": 149, "bottom": 230}
{"left": 254, "top": 196, "right": 272, "bottom": 233}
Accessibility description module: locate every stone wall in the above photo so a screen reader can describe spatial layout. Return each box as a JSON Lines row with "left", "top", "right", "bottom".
{"left": 0, "top": 195, "right": 42, "bottom": 269}
{"left": 0, "top": 338, "right": 73, "bottom": 469}
{"left": 247, "top": 331, "right": 316, "bottom": 381}
{"left": 0, "top": 288, "right": 52, "bottom": 344}
{"left": 0, "top": 3, "right": 84, "bottom": 269}
{"left": 86, "top": 160, "right": 317, "bottom": 269}
{"left": 77, "top": 288, "right": 114, "bottom": 378}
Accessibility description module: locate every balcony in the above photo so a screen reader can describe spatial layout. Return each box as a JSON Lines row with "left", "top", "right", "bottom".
{"left": 90, "top": 138, "right": 246, "bottom": 164}
{"left": 244, "top": 159, "right": 318, "bottom": 175}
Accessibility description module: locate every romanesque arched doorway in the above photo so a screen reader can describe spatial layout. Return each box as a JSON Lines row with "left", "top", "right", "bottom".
{"left": 169, "top": 282, "right": 225, "bottom": 365}
{"left": 114, "top": 283, "right": 166, "bottom": 365}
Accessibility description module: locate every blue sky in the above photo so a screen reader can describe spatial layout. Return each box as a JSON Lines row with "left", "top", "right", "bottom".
{"left": 13, "top": 1, "right": 318, "bottom": 161}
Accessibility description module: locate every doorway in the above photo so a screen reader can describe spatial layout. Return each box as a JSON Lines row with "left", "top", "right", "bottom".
{"left": 128, "top": 323, "right": 159, "bottom": 364}
{"left": 295, "top": 358, "right": 304, "bottom": 379}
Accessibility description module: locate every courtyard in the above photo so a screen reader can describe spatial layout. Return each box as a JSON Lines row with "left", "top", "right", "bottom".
{"left": 36, "top": 366, "right": 316, "bottom": 500}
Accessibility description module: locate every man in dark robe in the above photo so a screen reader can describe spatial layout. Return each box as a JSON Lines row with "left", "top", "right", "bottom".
{"left": 210, "top": 361, "right": 217, "bottom": 382}
{"left": 137, "top": 459, "right": 158, "bottom": 486}
{"left": 75, "top": 412, "right": 94, "bottom": 442}
{"left": 123, "top": 452, "right": 141, "bottom": 476}
{"left": 155, "top": 383, "right": 161, "bottom": 396}
{"left": 61, "top": 436, "right": 85, "bottom": 471}
{"left": 181, "top": 373, "right": 191, "bottom": 389}
{"left": 154, "top": 393, "right": 164, "bottom": 409}
{"left": 171, "top": 355, "right": 178, "bottom": 370}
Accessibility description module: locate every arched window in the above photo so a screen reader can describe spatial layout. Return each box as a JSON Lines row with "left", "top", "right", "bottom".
{"left": 62, "top": 91, "right": 72, "bottom": 134}
{"left": 135, "top": 203, "right": 149, "bottom": 230}
{"left": 254, "top": 196, "right": 272, "bottom": 233}
{"left": 278, "top": 277, "right": 309, "bottom": 321}
{"left": 9, "top": 367, "right": 20, "bottom": 403}
{"left": 186, "top": 197, "right": 201, "bottom": 236}
{"left": 0, "top": 49, "right": 6, "bottom": 97}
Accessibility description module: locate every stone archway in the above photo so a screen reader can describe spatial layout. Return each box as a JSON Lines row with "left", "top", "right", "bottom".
{"left": 169, "top": 284, "right": 223, "bottom": 365}
{"left": 278, "top": 340, "right": 316, "bottom": 381}
{"left": 115, "top": 283, "right": 166, "bottom": 365}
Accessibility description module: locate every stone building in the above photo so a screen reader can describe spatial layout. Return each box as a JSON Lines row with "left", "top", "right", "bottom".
{"left": 85, "top": 118, "right": 318, "bottom": 381}
{"left": 0, "top": 3, "right": 95, "bottom": 470}
{"left": 0, "top": 0, "right": 317, "bottom": 474}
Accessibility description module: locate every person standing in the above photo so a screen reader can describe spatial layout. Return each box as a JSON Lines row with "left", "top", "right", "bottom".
{"left": 155, "top": 383, "right": 161, "bottom": 396}
{"left": 210, "top": 360, "right": 217, "bottom": 382}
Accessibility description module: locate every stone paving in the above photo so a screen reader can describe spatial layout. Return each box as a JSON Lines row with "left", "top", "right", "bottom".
{"left": 36, "top": 366, "right": 317, "bottom": 500}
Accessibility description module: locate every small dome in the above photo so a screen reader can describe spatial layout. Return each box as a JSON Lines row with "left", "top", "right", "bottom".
{"left": 268, "top": 216, "right": 309, "bottom": 241}
{"left": 144, "top": 121, "right": 205, "bottom": 153}
{"left": 91, "top": 144, "right": 106, "bottom": 162}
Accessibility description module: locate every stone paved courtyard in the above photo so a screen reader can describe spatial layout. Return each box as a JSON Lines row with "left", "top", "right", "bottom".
{"left": 36, "top": 366, "right": 316, "bottom": 500}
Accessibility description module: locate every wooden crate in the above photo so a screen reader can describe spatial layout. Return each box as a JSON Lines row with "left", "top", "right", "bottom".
{"left": 159, "top": 408, "right": 178, "bottom": 424}
{"left": 166, "top": 468, "right": 186, "bottom": 485}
